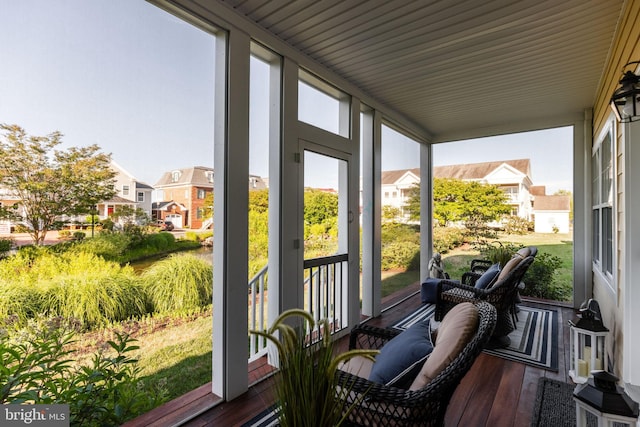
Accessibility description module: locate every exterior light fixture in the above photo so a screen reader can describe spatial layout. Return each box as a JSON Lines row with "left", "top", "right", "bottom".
{"left": 569, "top": 299, "right": 609, "bottom": 384}
{"left": 573, "top": 371, "right": 639, "bottom": 427}
{"left": 610, "top": 61, "right": 640, "bottom": 122}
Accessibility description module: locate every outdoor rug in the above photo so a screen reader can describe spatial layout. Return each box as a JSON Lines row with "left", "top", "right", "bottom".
{"left": 392, "top": 303, "right": 559, "bottom": 371}
{"left": 530, "top": 377, "right": 577, "bottom": 427}
{"left": 241, "top": 405, "right": 279, "bottom": 427}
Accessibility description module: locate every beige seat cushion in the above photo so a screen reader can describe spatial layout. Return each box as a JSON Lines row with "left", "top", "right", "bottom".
{"left": 409, "top": 302, "right": 478, "bottom": 390}
{"left": 338, "top": 355, "right": 375, "bottom": 379}
{"left": 515, "top": 247, "right": 531, "bottom": 258}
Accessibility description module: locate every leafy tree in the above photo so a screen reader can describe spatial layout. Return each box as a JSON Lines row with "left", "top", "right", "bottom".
{"left": 249, "top": 188, "right": 269, "bottom": 213}
{"left": 304, "top": 189, "right": 338, "bottom": 226}
{"left": 111, "top": 205, "right": 150, "bottom": 226}
{"left": 382, "top": 205, "right": 402, "bottom": 222}
{"left": 405, "top": 178, "right": 510, "bottom": 231}
{"left": 202, "top": 191, "right": 214, "bottom": 220}
{"left": 0, "top": 125, "right": 116, "bottom": 244}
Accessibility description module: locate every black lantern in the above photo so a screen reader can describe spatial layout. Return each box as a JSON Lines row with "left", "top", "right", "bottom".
{"left": 610, "top": 61, "right": 640, "bottom": 123}
{"left": 573, "top": 371, "right": 639, "bottom": 426}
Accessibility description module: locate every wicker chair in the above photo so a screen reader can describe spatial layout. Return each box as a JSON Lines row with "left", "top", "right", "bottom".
{"left": 434, "top": 250, "right": 536, "bottom": 346}
{"left": 335, "top": 301, "right": 496, "bottom": 427}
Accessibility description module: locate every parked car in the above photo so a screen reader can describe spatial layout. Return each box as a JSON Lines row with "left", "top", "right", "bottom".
{"left": 156, "top": 220, "right": 174, "bottom": 231}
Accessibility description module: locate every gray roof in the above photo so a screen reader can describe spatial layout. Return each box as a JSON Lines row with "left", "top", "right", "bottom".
{"left": 155, "top": 166, "right": 214, "bottom": 188}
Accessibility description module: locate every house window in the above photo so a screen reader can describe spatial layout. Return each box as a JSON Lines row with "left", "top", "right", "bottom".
{"left": 137, "top": 192, "right": 144, "bottom": 202}
{"left": 197, "top": 189, "right": 206, "bottom": 199}
{"left": 592, "top": 122, "right": 614, "bottom": 282}
{"left": 172, "top": 171, "right": 181, "bottom": 182}
{"left": 122, "top": 185, "right": 129, "bottom": 196}
{"left": 206, "top": 171, "right": 213, "bottom": 183}
{"left": 196, "top": 207, "right": 203, "bottom": 219}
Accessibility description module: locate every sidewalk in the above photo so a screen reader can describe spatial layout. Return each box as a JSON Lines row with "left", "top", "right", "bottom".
{"left": 0, "top": 231, "right": 61, "bottom": 247}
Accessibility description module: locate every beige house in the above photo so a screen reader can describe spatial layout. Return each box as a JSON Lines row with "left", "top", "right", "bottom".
{"left": 381, "top": 159, "right": 534, "bottom": 222}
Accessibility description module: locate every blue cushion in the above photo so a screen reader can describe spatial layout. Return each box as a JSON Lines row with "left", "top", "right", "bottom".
{"left": 474, "top": 263, "right": 501, "bottom": 289}
{"left": 420, "top": 278, "right": 440, "bottom": 304}
{"left": 421, "top": 278, "right": 460, "bottom": 303}
{"left": 369, "top": 320, "right": 434, "bottom": 388}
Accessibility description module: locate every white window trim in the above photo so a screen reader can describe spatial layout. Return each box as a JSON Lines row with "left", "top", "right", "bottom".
{"left": 592, "top": 117, "right": 616, "bottom": 295}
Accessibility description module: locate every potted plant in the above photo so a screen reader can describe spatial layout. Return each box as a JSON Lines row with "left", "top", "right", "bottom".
{"left": 252, "top": 309, "right": 378, "bottom": 427}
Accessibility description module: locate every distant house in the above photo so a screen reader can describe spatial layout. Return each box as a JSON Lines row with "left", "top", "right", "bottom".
{"left": 381, "top": 159, "right": 534, "bottom": 221}
{"left": 531, "top": 186, "right": 571, "bottom": 233}
{"left": 434, "top": 159, "right": 534, "bottom": 220}
{"left": 101, "top": 161, "right": 154, "bottom": 218}
{"left": 154, "top": 167, "right": 267, "bottom": 229}
{"left": 154, "top": 166, "right": 214, "bottom": 229}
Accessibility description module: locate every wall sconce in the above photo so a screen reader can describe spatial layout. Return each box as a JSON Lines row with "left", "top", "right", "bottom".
{"left": 569, "top": 299, "right": 609, "bottom": 384}
{"left": 573, "top": 371, "right": 639, "bottom": 426}
{"left": 610, "top": 61, "right": 640, "bottom": 122}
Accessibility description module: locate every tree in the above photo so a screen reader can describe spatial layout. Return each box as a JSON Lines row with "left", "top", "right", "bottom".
{"left": 405, "top": 178, "right": 511, "bottom": 230}
{"left": 0, "top": 124, "right": 117, "bottom": 245}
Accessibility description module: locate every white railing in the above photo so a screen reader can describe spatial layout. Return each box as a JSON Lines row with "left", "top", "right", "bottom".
{"left": 248, "top": 264, "right": 269, "bottom": 362}
{"left": 303, "top": 253, "right": 349, "bottom": 342}
{"left": 246, "top": 253, "right": 349, "bottom": 361}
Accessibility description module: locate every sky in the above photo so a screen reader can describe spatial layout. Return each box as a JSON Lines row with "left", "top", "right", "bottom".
{"left": 0, "top": 0, "right": 572, "bottom": 195}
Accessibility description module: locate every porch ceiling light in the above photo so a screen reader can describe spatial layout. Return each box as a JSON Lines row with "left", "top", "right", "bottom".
{"left": 610, "top": 61, "right": 640, "bottom": 122}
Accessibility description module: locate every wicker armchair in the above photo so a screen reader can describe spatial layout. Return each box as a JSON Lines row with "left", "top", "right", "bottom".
{"left": 434, "top": 252, "right": 535, "bottom": 345}
{"left": 335, "top": 301, "right": 496, "bottom": 427}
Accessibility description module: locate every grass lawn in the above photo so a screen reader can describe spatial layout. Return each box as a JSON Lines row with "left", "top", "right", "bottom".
{"left": 380, "top": 231, "right": 574, "bottom": 302}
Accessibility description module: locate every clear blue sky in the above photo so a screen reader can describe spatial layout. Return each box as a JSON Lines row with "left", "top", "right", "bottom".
{"left": 1, "top": 0, "right": 572, "bottom": 194}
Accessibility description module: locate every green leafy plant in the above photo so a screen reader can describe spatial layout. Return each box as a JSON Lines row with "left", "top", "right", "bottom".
{"left": 0, "top": 237, "right": 12, "bottom": 258}
{"left": 0, "top": 316, "right": 167, "bottom": 426}
{"left": 522, "top": 252, "right": 565, "bottom": 300}
{"left": 476, "top": 241, "right": 522, "bottom": 267}
{"left": 252, "top": 309, "right": 378, "bottom": 427}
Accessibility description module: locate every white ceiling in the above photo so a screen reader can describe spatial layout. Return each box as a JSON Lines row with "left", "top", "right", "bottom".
{"left": 219, "top": 0, "right": 625, "bottom": 142}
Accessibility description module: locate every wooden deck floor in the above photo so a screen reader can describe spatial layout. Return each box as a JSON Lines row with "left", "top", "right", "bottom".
{"left": 124, "top": 289, "right": 575, "bottom": 427}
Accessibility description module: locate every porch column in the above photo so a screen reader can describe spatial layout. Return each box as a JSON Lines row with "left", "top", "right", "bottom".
{"left": 212, "top": 27, "right": 249, "bottom": 400}
{"left": 361, "top": 109, "right": 382, "bottom": 317}
{"left": 420, "top": 143, "right": 434, "bottom": 280}
{"left": 623, "top": 120, "right": 640, "bottom": 395}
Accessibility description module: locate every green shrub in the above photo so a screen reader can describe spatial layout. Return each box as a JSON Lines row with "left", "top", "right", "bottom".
{"left": 0, "top": 317, "right": 168, "bottom": 426}
{"left": 75, "top": 232, "right": 132, "bottom": 260}
{"left": 504, "top": 215, "right": 533, "bottom": 235}
{"left": 381, "top": 241, "right": 420, "bottom": 271}
{"left": 0, "top": 237, "right": 12, "bottom": 258}
{"left": 184, "top": 230, "right": 213, "bottom": 242}
{"left": 476, "top": 241, "right": 522, "bottom": 267}
{"left": 143, "top": 254, "right": 213, "bottom": 313}
{"left": 144, "top": 232, "right": 175, "bottom": 251}
{"left": 521, "top": 252, "right": 566, "bottom": 300}
{"left": 72, "top": 231, "right": 86, "bottom": 240}
{"left": 432, "top": 227, "right": 464, "bottom": 254}
{"left": 58, "top": 230, "right": 72, "bottom": 238}
{"left": 37, "top": 253, "right": 146, "bottom": 328}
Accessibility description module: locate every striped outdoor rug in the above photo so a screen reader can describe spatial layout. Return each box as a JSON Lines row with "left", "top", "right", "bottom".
{"left": 392, "top": 303, "right": 559, "bottom": 371}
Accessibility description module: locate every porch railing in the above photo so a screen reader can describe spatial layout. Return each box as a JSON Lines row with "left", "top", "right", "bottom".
{"left": 246, "top": 253, "right": 349, "bottom": 361}
{"left": 248, "top": 264, "right": 269, "bottom": 362}
{"left": 303, "top": 253, "right": 349, "bottom": 342}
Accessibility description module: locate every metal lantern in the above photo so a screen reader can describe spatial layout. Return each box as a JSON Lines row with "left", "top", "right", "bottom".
{"left": 610, "top": 61, "right": 640, "bottom": 123}
{"left": 569, "top": 299, "right": 609, "bottom": 384}
{"left": 574, "top": 371, "right": 639, "bottom": 427}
